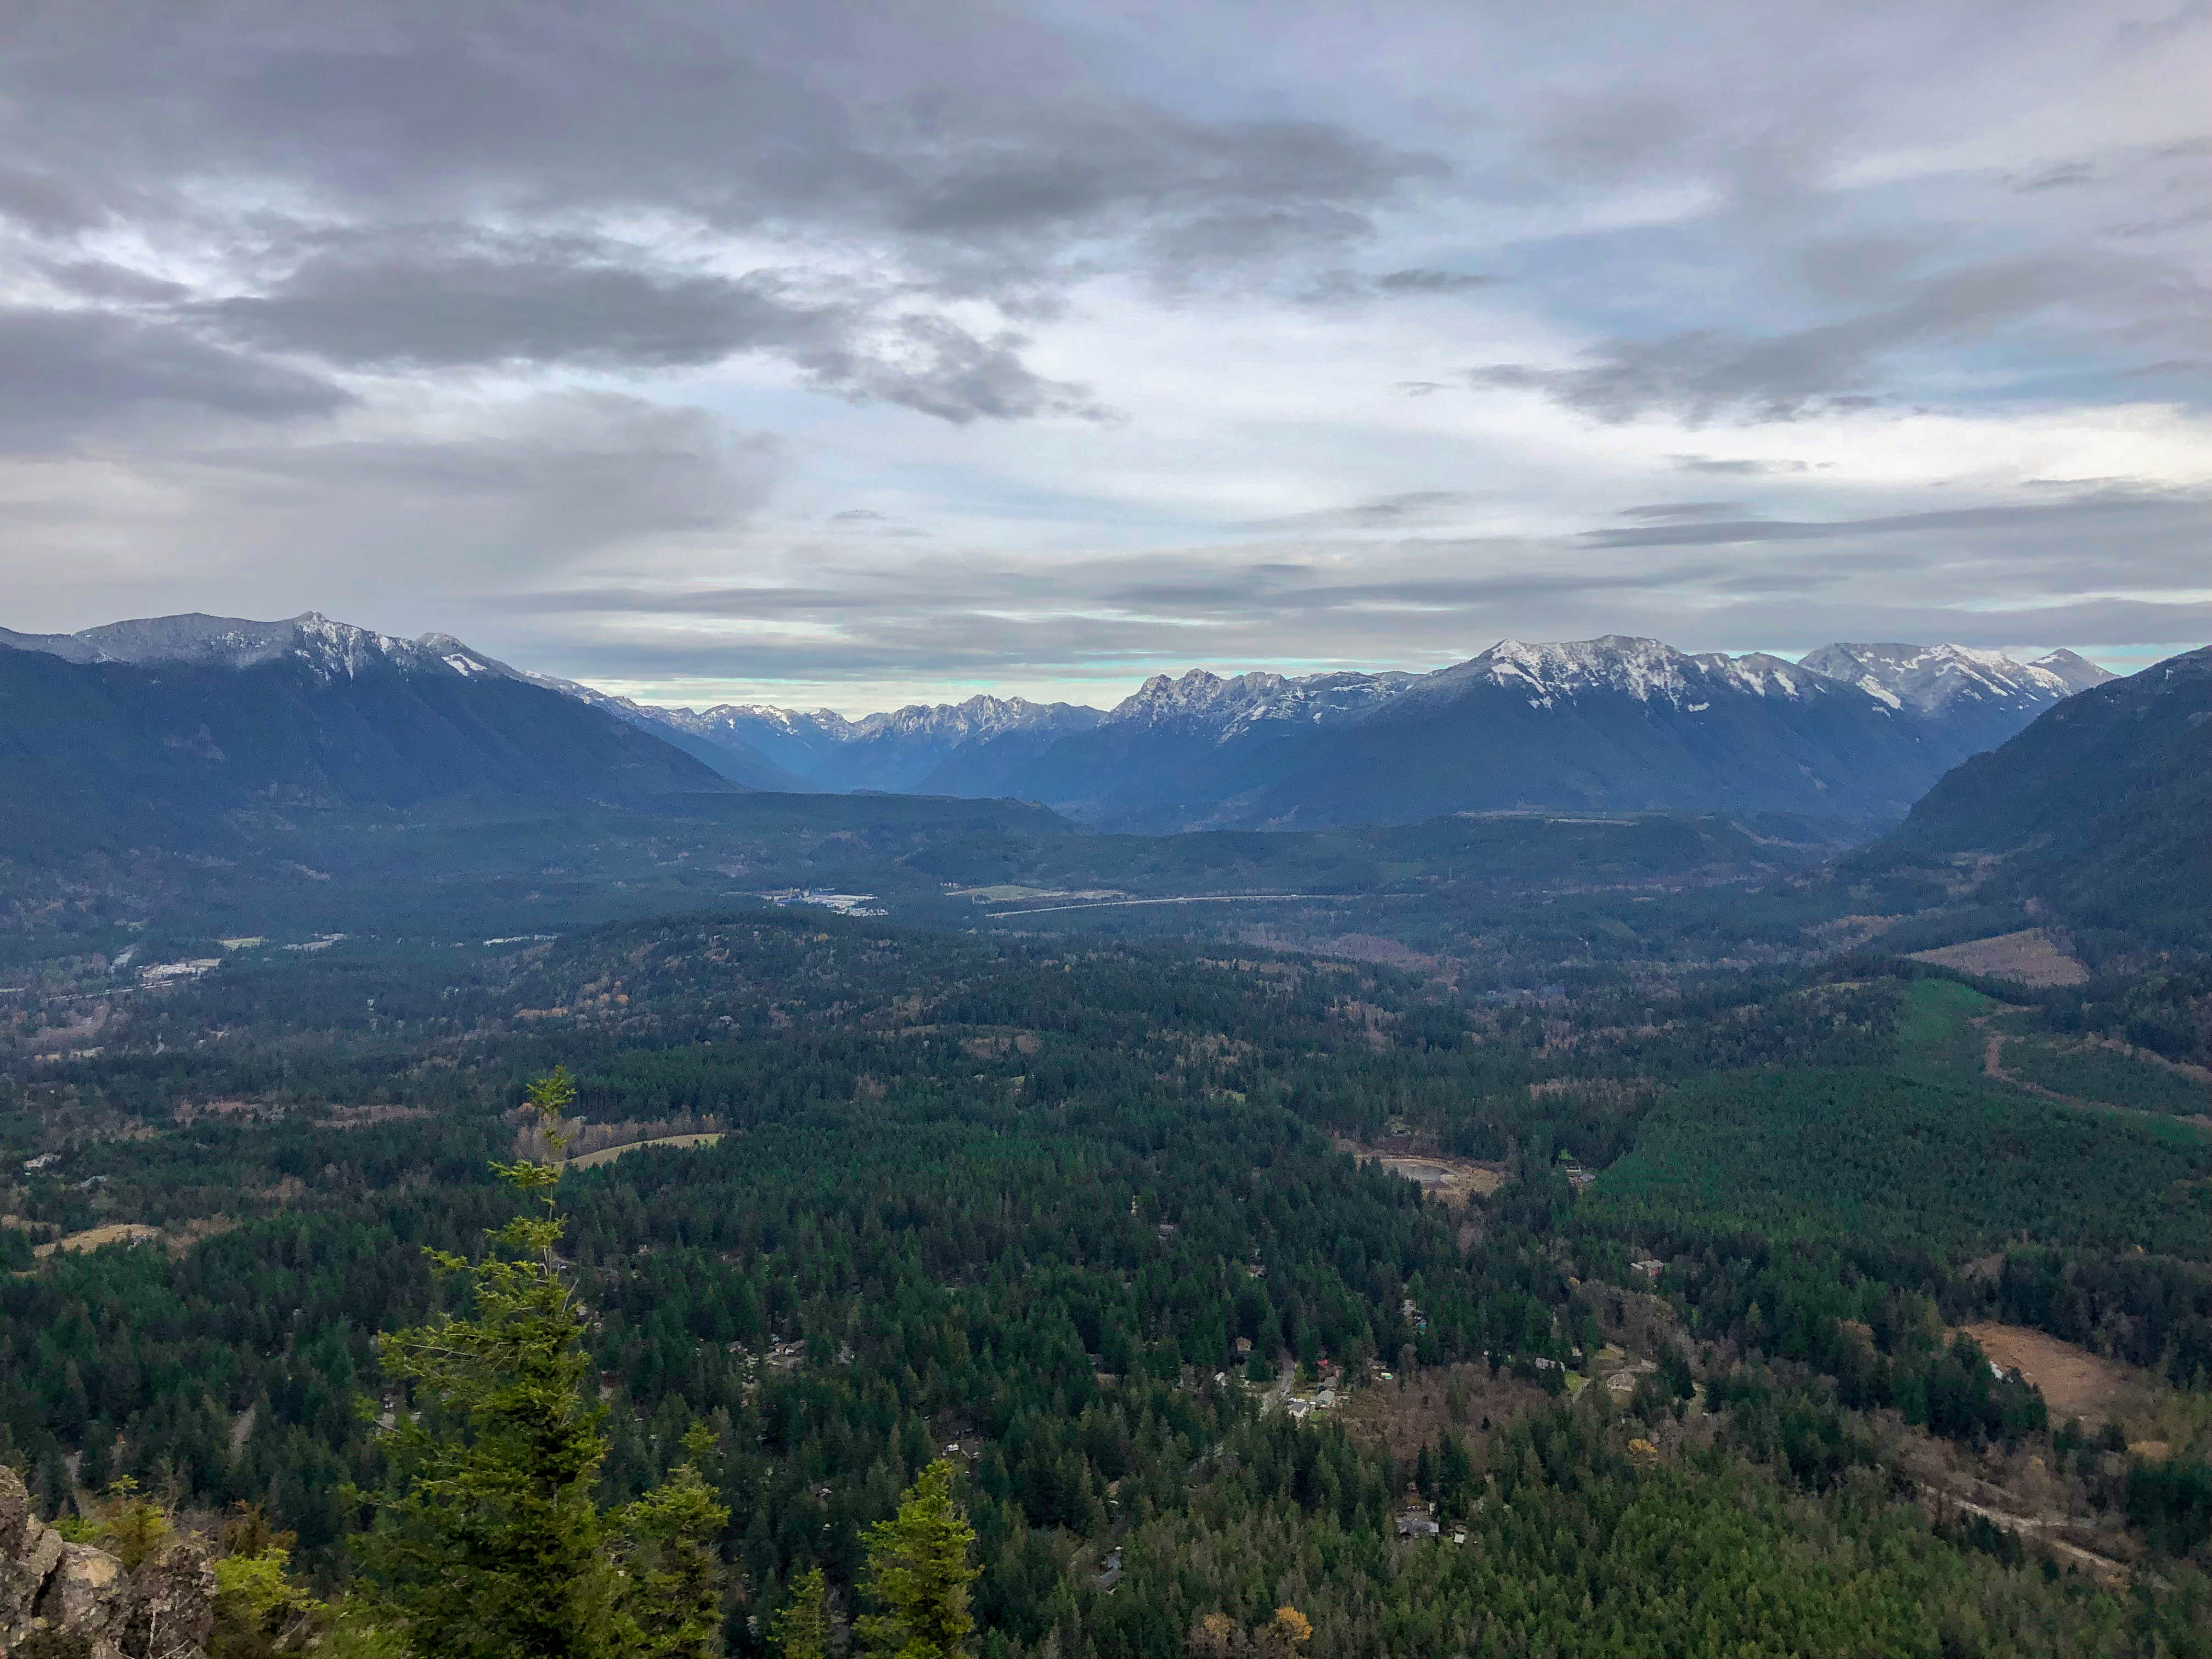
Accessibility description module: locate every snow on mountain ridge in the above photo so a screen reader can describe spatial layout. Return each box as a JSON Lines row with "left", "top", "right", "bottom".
{"left": 2, "top": 611, "right": 469, "bottom": 681}
{"left": 851, "top": 694, "right": 1103, "bottom": 743}
{"left": 1106, "top": 667, "right": 1415, "bottom": 738}
{"left": 1399, "top": 635, "right": 1833, "bottom": 713}
{"left": 1796, "top": 641, "right": 2107, "bottom": 716}
{"left": 2, "top": 613, "right": 2117, "bottom": 751}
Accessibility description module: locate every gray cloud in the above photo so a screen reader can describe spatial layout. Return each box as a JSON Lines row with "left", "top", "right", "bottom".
{"left": 0, "top": 308, "right": 349, "bottom": 449}
{"left": 1477, "top": 252, "right": 2208, "bottom": 423}
{"left": 189, "top": 234, "right": 1112, "bottom": 423}
{"left": 1672, "top": 455, "right": 1820, "bottom": 474}
{"left": 1579, "top": 487, "right": 2209, "bottom": 549}
{"left": 1376, "top": 268, "right": 1495, "bottom": 294}
{"left": 0, "top": 388, "right": 781, "bottom": 640}
{"left": 1237, "top": 492, "right": 1486, "bottom": 533}
{"left": 3, "top": 4, "right": 1443, "bottom": 284}
{"left": 0, "top": 4, "right": 1443, "bottom": 435}
{"left": 2009, "top": 161, "right": 2098, "bottom": 192}
{"left": 32, "top": 256, "right": 191, "bottom": 304}
{"left": 1617, "top": 501, "right": 1746, "bottom": 520}
{"left": 201, "top": 240, "right": 830, "bottom": 370}
{"left": 466, "top": 480, "right": 2209, "bottom": 693}
{"left": 790, "top": 314, "right": 1114, "bottom": 423}
{"left": 0, "top": 1, "right": 2203, "bottom": 699}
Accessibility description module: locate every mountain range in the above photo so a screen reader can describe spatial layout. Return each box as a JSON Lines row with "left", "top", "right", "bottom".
{"left": 0, "top": 613, "right": 2120, "bottom": 844}
{"left": 594, "top": 634, "right": 2111, "bottom": 830}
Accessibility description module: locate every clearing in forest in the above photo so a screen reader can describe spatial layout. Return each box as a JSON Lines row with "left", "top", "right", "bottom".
{"left": 33, "top": 1223, "right": 163, "bottom": 1258}
{"left": 1908, "top": 929, "right": 2089, "bottom": 986}
{"left": 565, "top": 1132, "right": 724, "bottom": 1170}
{"left": 1337, "top": 1142, "right": 1506, "bottom": 1204}
{"left": 1958, "top": 1323, "right": 2147, "bottom": 1431}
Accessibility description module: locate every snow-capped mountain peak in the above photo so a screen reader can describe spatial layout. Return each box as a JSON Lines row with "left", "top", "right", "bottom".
{"left": 1399, "top": 635, "right": 1830, "bottom": 712}
{"left": 2024, "top": 648, "right": 2117, "bottom": 696}
{"left": 1106, "top": 666, "right": 1414, "bottom": 737}
{"left": 0, "top": 610, "right": 484, "bottom": 682}
{"left": 851, "top": 693, "right": 1102, "bottom": 744}
{"left": 1795, "top": 641, "right": 2109, "bottom": 716}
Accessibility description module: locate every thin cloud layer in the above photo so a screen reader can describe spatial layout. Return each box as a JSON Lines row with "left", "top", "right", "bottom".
{"left": 0, "top": 0, "right": 2203, "bottom": 709}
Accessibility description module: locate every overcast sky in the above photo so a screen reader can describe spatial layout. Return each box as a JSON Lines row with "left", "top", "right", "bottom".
{"left": 3, "top": 1, "right": 2206, "bottom": 713}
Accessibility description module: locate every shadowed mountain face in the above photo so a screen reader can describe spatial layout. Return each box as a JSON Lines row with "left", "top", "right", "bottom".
{"left": 0, "top": 614, "right": 735, "bottom": 853}
{"left": 963, "top": 637, "right": 2086, "bottom": 831}
{"left": 1881, "top": 645, "right": 2211, "bottom": 945}
{"left": 556, "top": 636, "right": 2095, "bottom": 830}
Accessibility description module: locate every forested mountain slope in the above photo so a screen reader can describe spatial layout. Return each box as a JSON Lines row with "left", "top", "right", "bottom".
{"left": 1882, "top": 645, "right": 2211, "bottom": 947}
{"left": 1224, "top": 640, "right": 1944, "bottom": 828}
{"left": 0, "top": 618, "right": 736, "bottom": 856}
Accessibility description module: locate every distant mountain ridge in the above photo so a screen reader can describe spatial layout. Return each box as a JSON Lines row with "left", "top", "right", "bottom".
{"left": 1797, "top": 642, "right": 2113, "bottom": 756}
{"left": 585, "top": 635, "right": 2102, "bottom": 825}
{"left": 0, "top": 612, "right": 736, "bottom": 853}
{"left": 0, "top": 610, "right": 493, "bottom": 678}
{"left": 1, "top": 612, "right": 2121, "bottom": 836}
{"left": 1206, "top": 636, "right": 1955, "bottom": 832}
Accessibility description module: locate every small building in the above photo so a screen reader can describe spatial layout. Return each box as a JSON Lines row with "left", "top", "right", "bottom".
{"left": 1395, "top": 1509, "right": 1441, "bottom": 1539}
{"left": 1632, "top": 1259, "right": 1664, "bottom": 1280}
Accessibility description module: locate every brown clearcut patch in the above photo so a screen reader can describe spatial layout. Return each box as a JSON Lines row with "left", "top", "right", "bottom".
{"left": 320, "top": 1103, "right": 433, "bottom": 1127}
{"left": 1908, "top": 929, "right": 2089, "bottom": 986}
{"left": 1957, "top": 1322, "right": 2148, "bottom": 1427}
{"left": 565, "top": 1132, "right": 724, "bottom": 1170}
{"left": 1336, "top": 1141, "right": 1507, "bottom": 1204}
{"left": 33, "top": 1223, "right": 163, "bottom": 1258}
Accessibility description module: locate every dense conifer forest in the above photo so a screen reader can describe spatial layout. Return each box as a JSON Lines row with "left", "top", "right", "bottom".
{"left": 3, "top": 907, "right": 2208, "bottom": 1655}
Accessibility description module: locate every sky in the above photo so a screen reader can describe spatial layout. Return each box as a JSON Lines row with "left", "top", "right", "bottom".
{"left": 1, "top": 1, "right": 2207, "bottom": 715}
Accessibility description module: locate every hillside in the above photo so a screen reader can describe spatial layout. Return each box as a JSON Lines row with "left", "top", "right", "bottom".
{"left": 1881, "top": 646, "right": 2211, "bottom": 949}
{"left": 0, "top": 616, "right": 735, "bottom": 855}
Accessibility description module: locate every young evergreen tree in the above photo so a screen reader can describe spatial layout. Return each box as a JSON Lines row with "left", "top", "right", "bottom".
{"left": 354, "top": 1066, "right": 728, "bottom": 1658}
{"left": 774, "top": 1566, "right": 832, "bottom": 1659}
{"left": 856, "top": 1461, "right": 979, "bottom": 1659}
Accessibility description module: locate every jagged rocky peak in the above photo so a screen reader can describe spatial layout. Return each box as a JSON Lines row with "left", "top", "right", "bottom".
{"left": 1407, "top": 635, "right": 1824, "bottom": 708}
{"left": 852, "top": 693, "right": 1104, "bottom": 742}
{"left": 1797, "top": 641, "right": 2108, "bottom": 714}
{"left": 1108, "top": 665, "right": 1414, "bottom": 732}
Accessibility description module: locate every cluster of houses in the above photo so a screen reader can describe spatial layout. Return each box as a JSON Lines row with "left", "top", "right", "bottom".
{"left": 763, "top": 889, "right": 886, "bottom": 917}
{"left": 1393, "top": 1504, "right": 1470, "bottom": 1546}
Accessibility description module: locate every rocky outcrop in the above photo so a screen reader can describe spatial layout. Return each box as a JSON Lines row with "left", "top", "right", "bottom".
{"left": 0, "top": 1466, "right": 213, "bottom": 1659}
